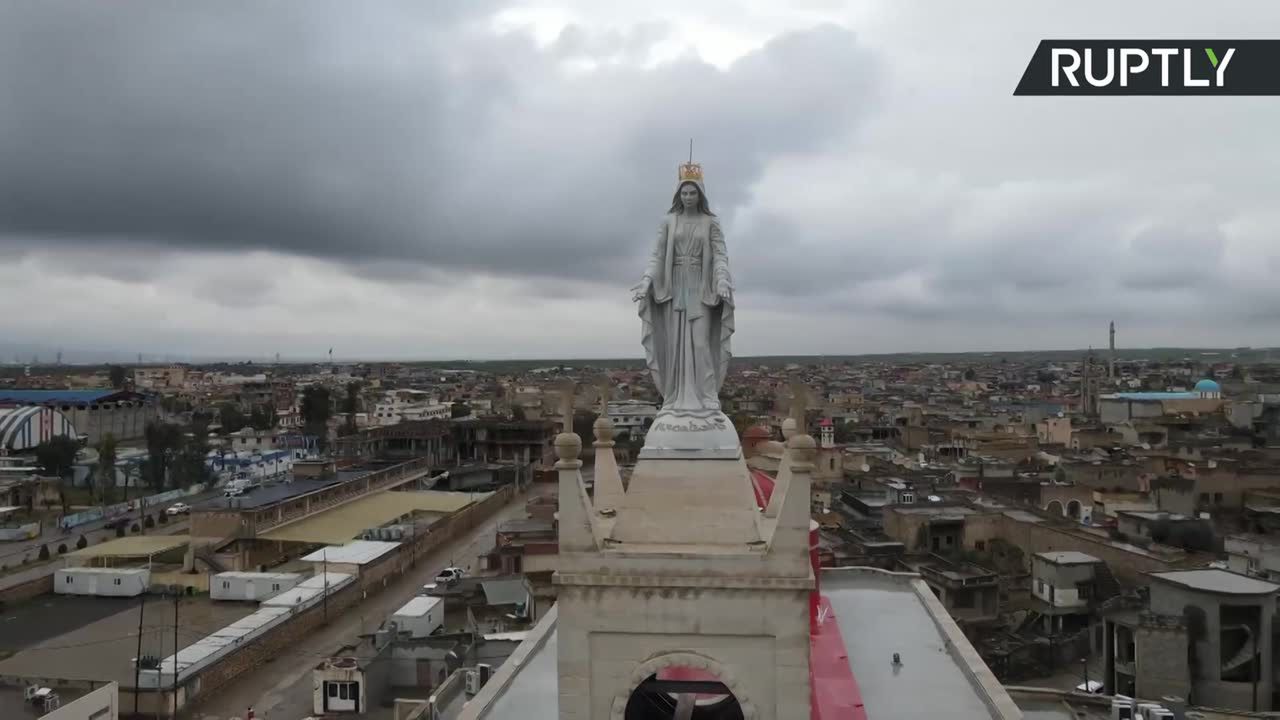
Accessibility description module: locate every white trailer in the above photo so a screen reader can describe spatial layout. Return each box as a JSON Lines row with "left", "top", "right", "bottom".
{"left": 391, "top": 595, "right": 443, "bottom": 638}
{"left": 55, "top": 567, "right": 149, "bottom": 597}
{"left": 210, "top": 571, "right": 303, "bottom": 602}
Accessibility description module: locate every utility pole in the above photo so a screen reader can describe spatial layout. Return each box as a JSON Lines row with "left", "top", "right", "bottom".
{"left": 172, "top": 590, "right": 180, "bottom": 719}
{"left": 134, "top": 594, "right": 146, "bottom": 717}
{"left": 322, "top": 547, "right": 329, "bottom": 625}
{"left": 1253, "top": 624, "right": 1259, "bottom": 711}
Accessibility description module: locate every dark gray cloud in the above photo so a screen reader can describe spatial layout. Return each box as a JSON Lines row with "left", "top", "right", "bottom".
{"left": 0, "top": 2, "right": 878, "bottom": 293}
{"left": 1, "top": 0, "right": 1279, "bottom": 358}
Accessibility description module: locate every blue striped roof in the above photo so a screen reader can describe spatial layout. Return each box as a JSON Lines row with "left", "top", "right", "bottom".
{"left": 0, "top": 389, "right": 125, "bottom": 404}
{"left": 1112, "top": 391, "right": 1198, "bottom": 401}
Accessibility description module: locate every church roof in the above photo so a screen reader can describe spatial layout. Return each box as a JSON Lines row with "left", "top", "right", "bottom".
{"left": 459, "top": 568, "right": 1020, "bottom": 720}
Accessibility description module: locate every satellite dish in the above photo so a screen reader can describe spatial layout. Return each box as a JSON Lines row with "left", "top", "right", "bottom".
{"left": 861, "top": 464, "right": 871, "bottom": 472}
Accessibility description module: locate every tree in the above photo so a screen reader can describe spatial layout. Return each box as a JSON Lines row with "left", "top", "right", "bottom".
{"left": 834, "top": 420, "right": 858, "bottom": 444}
{"left": 572, "top": 410, "right": 595, "bottom": 441}
{"left": 341, "top": 382, "right": 361, "bottom": 435}
{"left": 963, "top": 368, "right": 977, "bottom": 381}
{"left": 450, "top": 401, "right": 472, "bottom": 419}
{"left": 511, "top": 405, "right": 527, "bottom": 421}
{"left": 94, "top": 433, "right": 119, "bottom": 505}
{"left": 108, "top": 365, "right": 128, "bottom": 389}
{"left": 302, "top": 385, "right": 333, "bottom": 450}
{"left": 142, "top": 422, "right": 183, "bottom": 489}
{"left": 248, "top": 404, "right": 276, "bottom": 431}
{"left": 35, "top": 436, "right": 80, "bottom": 480}
{"left": 218, "top": 402, "right": 248, "bottom": 434}
{"left": 172, "top": 418, "right": 212, "bottom": 488}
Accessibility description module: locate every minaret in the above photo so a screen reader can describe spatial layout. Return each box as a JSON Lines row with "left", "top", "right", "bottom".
{"left": 1109, "top": 321, "right": 1116, "bottom": 381}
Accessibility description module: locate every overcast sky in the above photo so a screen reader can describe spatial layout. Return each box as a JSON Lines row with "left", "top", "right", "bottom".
{"left": 1, "top": 1, "right": 1278, "bottom": 361}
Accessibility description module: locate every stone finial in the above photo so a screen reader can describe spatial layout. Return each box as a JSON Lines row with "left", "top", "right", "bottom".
{"left": 787, "top": 433, "right": 817, "bottom": 467}
{"left": 780, "top": 416, "right": 798, "bottom": 441}
{"left": 593, "top": 416, "right": 616, "bottom": 446}
{"left": 555, "top": 432, "right": 583, "bottom": 465}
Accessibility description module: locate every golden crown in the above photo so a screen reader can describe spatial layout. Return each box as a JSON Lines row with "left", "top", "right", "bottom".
{"left": 678, "top": 161, "right": 704, "bottom": 184}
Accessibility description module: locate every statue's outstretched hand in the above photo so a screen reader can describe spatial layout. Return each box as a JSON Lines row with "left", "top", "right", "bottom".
{"left": 631, "top": 277, "right": 652, "bottom": 302}
{"left": 715, "top": 279, "right": 733, "bottom": 301}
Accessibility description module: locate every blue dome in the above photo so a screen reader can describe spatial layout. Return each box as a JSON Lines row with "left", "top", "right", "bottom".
{"left": 1194, "top": 378, "right": 1221, "bottom": 392}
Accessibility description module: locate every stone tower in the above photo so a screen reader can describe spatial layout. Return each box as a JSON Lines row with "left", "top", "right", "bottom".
{"left": 553, "top": 411, "right": 815, "bottom": 719}
{"left": 1080, "top": 349, "right": 1101, "bottom": 418}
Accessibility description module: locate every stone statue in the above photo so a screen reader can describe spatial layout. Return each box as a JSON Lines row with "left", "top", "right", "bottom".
{"left": 632, "top": 159, "right": 735, "bottom": 416}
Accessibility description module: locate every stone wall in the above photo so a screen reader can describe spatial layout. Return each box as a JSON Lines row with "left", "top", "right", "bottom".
{"left": 995, "top": 514, "right": 1182, "bottom": 585}
{"left": 1135, "top": 620, "right": 1191, "bottom": 703}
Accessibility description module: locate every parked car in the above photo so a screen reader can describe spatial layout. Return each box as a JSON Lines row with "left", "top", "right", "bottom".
{"left": 434, "top": 567, "right": 466, "bottom": 585}
{"left": 103, "top": 517, "right": 130, "bottom": 530}
{"left": 165, "top": 503, "right": 191, "bottom": 516}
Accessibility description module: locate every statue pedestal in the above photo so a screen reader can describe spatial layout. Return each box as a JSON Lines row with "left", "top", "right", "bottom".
{"left": 638, "top": 408, "right": 742, "bottom": 460}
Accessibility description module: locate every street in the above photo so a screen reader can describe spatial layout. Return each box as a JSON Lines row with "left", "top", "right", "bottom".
{"left": 187, "top": 483, "right": 546, "bottom": 720}
{"left": 0, "top": 487, "right": 224, "bottom": 592}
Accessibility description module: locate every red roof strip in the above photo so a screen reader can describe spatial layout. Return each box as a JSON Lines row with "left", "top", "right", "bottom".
{"left": 810, "top": 595, "right": 867, "bottom": 720}
{"left": 749, "top": 469, "right": 776, "bottom": 509}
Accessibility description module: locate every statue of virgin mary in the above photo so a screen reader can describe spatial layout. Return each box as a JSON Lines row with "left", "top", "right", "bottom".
{"left": 632, "top": 160, "right": 735, "bottom": 416}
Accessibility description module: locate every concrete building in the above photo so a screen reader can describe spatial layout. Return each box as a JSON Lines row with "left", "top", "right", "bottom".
{"left": 314, "top": 651, "right": 391, "bottom": 715}
{"left": 1103, "top": 569, "right": 1279, "bottom": 710}
{"left": 1031, "top": 551, "right": 1111, "bottom": 634}
{"left": 906, "top": 554, "right": 1001, "bottom": 625}
{"left": 373, "top": 389, "right": 450, "bottom": 426}
{"left": 605, "top": 399, "right": 657, "bottom": 437}
{"left": 1225, "top": 534, "right": 1280, "bottom": 582}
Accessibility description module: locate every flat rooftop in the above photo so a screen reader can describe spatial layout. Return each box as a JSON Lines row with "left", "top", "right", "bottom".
{"left": 1036, "top": 551, "right": 1101, "bottom": 565}
{"left": 260, "top": 490, "right": 481, "bottom": 544}
{"left": 0, "top": 685, "right": 95, "bottom": 720}
{"left": 301, "top": 540, "right": 400, "bottom": 565}
{"left": 1150, "top": 569, "right": 1280, "bottom": 596}
{"left": 65, "top": 534, "right": 189, "bottom": 559}
{"left": 0, "top": 595, "right": 255, "bottom": 687}
{"left": 823, "top": 568, "right": 1017, "bottom": 719}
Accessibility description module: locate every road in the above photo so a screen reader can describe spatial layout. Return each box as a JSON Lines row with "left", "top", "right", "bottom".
{"left": 187, "top": 483, "right": 547, "bottom": 720}
{"left": 1, "top": 485, "right": 226, "bottom": 567}
{"left": 0, "top": 500, "right": 211, "bottom": 593}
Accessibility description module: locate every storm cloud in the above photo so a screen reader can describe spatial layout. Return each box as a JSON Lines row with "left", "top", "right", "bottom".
{"left": 1, "top": 0, "right": 1278, "bottom": 359}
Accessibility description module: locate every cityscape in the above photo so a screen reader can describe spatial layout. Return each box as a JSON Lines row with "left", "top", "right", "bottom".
{"left": 2, "top": 2, "right": 1278, "bottom": 720}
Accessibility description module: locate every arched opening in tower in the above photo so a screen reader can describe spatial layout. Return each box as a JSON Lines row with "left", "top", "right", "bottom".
{"left": 623, "top": 671, "right": 744, "bottom": 720}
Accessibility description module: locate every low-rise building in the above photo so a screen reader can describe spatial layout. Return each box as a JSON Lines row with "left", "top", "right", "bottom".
{"left": 1102, "top": 569, "right": 1279, "bottom": 710}
{"left": 904, "top": 554, "right": 1000, "bottom": 625}
{"left": 1030, "top": 551, "right": 1112, "bottom": 634}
